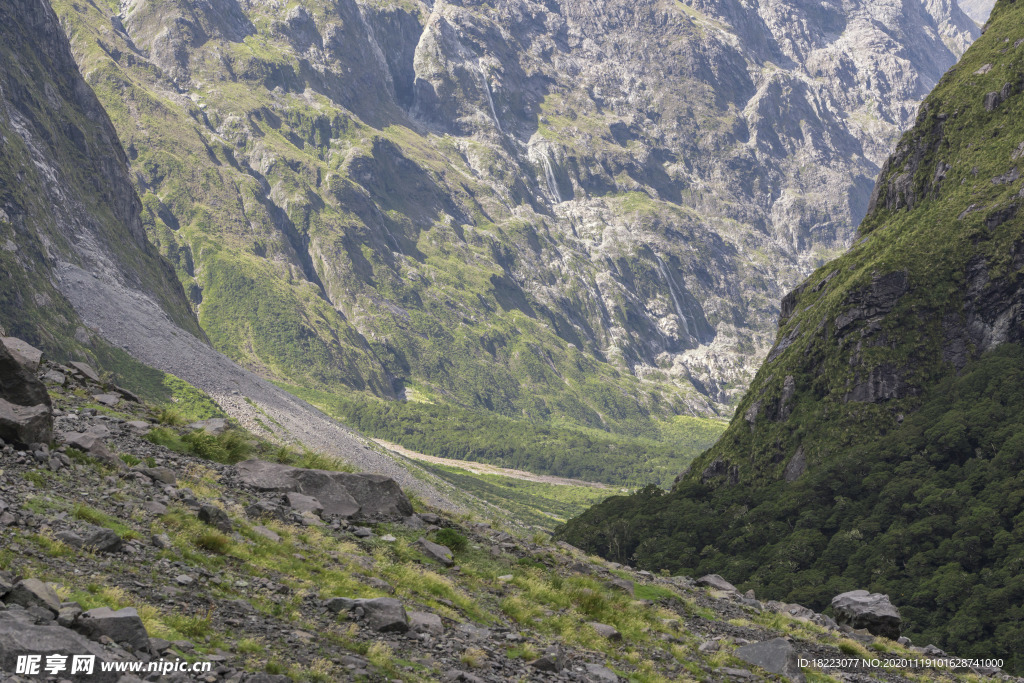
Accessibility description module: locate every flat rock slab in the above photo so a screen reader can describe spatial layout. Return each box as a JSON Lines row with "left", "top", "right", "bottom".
{"left": 138, "top": 466, "right": 176, "bottom": 485}
{"left": 587, "top": 621, "right": 622, "bottom": 641}
{"left": 414, "top": 537, "right": 454, "bottom": 567}
{"left": 735, "top": 638, "right": 805, "bottom": 682}
{"left": 92, "top": 393, "right": 121, "bottom": 407}
{"left": 74, "top": 606, "right": 150, "bottom": 652}
{"left": 608, "top": 578, "right": 634, "bottom": 596}
{"left": 69, "top": 361, "right": 101, "bottom": 383}
{"left": 5, "top": 578, "right": 61, "bottom": 614}
{"left": 235, "top": 459, "right": 413, "bottom": 521}
{"left": 831, "top": 590, "right": 902, "bottom": 639}
{"left": 697, "top": 574, "right": 738, "bottom": 592}
{"left": 584, "top": 663, "right": 620, "bottom": 682}
{"left": 0, "top": 610, "right": 117, "bottom": 682}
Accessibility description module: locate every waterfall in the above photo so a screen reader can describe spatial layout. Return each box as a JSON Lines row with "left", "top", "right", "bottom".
{"left": 479, "top": 67, "right": 502, "bottom": 133}
{"left": 542, "top": 155, "right": 563, "bottom": 203}
{"left": 655, "top": 254, "right": 693, "bottom": 338}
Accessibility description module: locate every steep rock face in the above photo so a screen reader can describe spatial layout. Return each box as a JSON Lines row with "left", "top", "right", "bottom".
{"left": 958, "top": 0, "right": 997, "bottom": 23}
{"left": 558, "top": 0, "right": 1024, "bottom": 668}
{"left": 0, "top": 0, "right": 202, "bottom": 358}
{"left": 51, "top": 0, "right": 976, "bottom": 427}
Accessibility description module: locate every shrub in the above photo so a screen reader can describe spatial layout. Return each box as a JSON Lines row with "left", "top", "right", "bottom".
{"left": 434, "top": 528, "right": 468, "bottom": 553}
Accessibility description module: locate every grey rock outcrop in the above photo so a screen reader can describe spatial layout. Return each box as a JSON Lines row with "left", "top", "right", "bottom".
{"left": 697, "top": 574, "right": 738, "bottom": 593}
{"left": 198, "top": 504, "right": 233, "bottom": 533}
{"left": 236, "top": 460, "right": 413, "bottom": 521}
{"left": 1, "top": 338, "right": 44, "bottom": 371}
{"left": 4, "top": 578, "right": 61, "bottom": 615}
{"left": 831, "top": 590, "right": 902, "bottom": 640}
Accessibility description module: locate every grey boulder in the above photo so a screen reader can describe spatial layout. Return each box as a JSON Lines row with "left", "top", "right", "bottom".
{"left": 831, "top": 590, "right": 902, "bottom": 640}
{"left": 0, "top": 341, "right": 52, "bottom": 446}
{"left": 735, "top": 638, "right": 805, "bottom": 682}
{"left": 1, "top": 337, "right": 43, "bottom": 371}
{"left": 697, "top": 574, "right": 738, "bottom": 592}
{"left": 189, "top": 417, "right": 230, "bottom": 435}
{"left": 409, "top": 610, "right": 444, "bottom": 635}
{"left": 74, "top": 606, "right": 150, "bottom": 651}
{"left": 235, "top": 459, "right": 413, "bottom": 521}
{"left": 325, "top": 597, "right": 409, "bottom": 633}
{"left": 198, "top": 504, "right": 233, "bottom": 533}
{"left": 0, "top": 610, "right": 117, "bottom": 682}
{"left": 584, "top": 663, "right": 620, "bottom": 682}
{"left": 5, "top": 578, "right": 61, "bottom": 615}
{"left": 414, "top": 537, "right": 454, "bottom": 567}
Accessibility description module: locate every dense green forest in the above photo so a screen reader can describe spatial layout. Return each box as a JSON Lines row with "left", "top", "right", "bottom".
{"left": 283, "top": 383, "right": 725, "bottom": 486}
{"left": 557, "top": 344, "right": 1024, "bottom": 672}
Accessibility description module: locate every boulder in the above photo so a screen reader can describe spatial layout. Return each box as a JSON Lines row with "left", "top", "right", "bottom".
{"left": 735, "top": 638, "right": 805, "bottom": 682}
{"left": 608, "top": 578, "right": 634, "bottom": 596}
{"left": 831, "top": 590, "right": 902, "bottom": 640}
{"left": 68, "top": 361, "right": 102, "bottom": 383}
{"left": 61, "top": 431, "right": 122, "bottom": 469}
{"left": 198, "top": 504, "right": 233, "bottom": 533}
{"left": 74, "top": 606, "right": 150, "bottom": 652}
{"left": 235, "top": 459, "right": 413, "bottom": 521}
{"left": 0, "top": 399, "right": 53, "bottom": 447}
{"left": 697, "top": 574, "right": 738, "bottom": 592}
{"left": 0, "top": 610, "right": 116, "bottom": 682}
{"left": 409, "top": 610, "right": 444, "bottom": 635}
{"left": 324, "top": 597, "right": 409, "bottom": 633}
{"left": 284, "top": 492, "right": 323, "bottom": 516}
{"left": 138, "top": 466, "right": 176, "bottom": 485}
{"left": 92, "top": 393, "right": 121, "bottom": 407}
{"left": 83, "top": 527, "right": 123, "bottom": 553}
{"left": 5, "top": 578, "right": 61, "bottom": 615}
{"left": 189, "top": 417, "right": 230, "bottom": 435}
{"left": 252, "top": 525, "right": 281, "bottom": 543}
{"left": 587, "top": 621, "right": 622, "bottom": 641}
{"left": 0, "top": 341, "right": 52, "bottom": 446}
{"left": 585, "top": 663, "right": 620, "bottom": 682}
{"left": 414, "top": 537, "right": 454, "bottom": 567}
{"left": 1, "top": 337, "right": 43, "bottom": 371}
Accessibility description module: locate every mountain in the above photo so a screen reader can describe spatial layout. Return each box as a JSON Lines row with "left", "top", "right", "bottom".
{"left": 0, "top": 0, "right": 203, "bottom": 361}
{"left": 558, "top": 0, "right": 1024, "bottom": 670}
{"left": 958, "top": 0, "right": 997, "bottom": 23}
{"left": 48, "top": 0, "right": 978, "bottom": 437}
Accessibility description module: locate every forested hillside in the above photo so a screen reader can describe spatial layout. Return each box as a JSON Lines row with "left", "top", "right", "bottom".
{"left": 559, "top": 0, "right": 1024, "bottom": 671}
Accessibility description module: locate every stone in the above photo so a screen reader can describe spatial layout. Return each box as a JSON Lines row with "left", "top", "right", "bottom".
{"left": 142, "top": 500, "right": 168, "bottom": 515}
{"left": 608, "top": 578, "right": 634, "bottom": 595}
{"left": 74, "top": 606, "right": 150, "bottom": 652}
{"left": 55, "top": 530, "right": 85, "bottom": 548}
{"left": 0, "top": 398, "right": 52, "bottom": 448}
{"left": 42, "top": 370, "right": 66, "bottom": 385}
{"left": 83, "top": 527, "right": 123, "bottom": 553}
{"left": 5, "top": 578, "right": 61, "bottom": 615}
{"left": 151, "top": 533, "right": 173, "bottom": 549}
{"left": 189, "top": 418, "right": 230, "bottom": 435}
{"left": 735, "top": 638, "right": 805, "bottom": 682}
{"left": 529, "top": 654, "right": 563, "bottom": 672}
{"left": 584, "top": 663, "right": 620, "bottom": 682}
{"left": 61, "top": 431, "right": 122, "bottom": 468}
{"left": 414, "top": 537, "right": 454, "bottom": 567}
{"left": 284, "top": 492, "right": 323, "bottom": 516}
{"left": 253, "top": 525, "right": 281, "bottom": 542}
{"left": 92, "top": 393, "right": 121, "bottom": 407}
{"left": 69, "top": 361, "right": 102, "bottom": 383}
{"left": 697, "top": 574, "right": 738, "bottom": 592}
{"left": 175, "top": 574, "right": 195, "bottom": 586}
{"left": 587, "top": 621, "right": 622, "bottom": 641}
{"left": 352, "top": 526, "right": 374, "bottom": 538}
{"left": 1, "top": 338, "right": 43, "bottom": 371}
{"left": 127, "top": 420, "right": 150, "bottom": 430}
{"left": 325, "top": 597, "right": 409, "bottom": 633}
{"left": 0, "top": 610, "right": 116, "bottom": 682}
{"left": 57, "top": 602, "right": 83, "bottom": 628}
{"left": 831, "top": 590, "right": 902, "bottom": 640}
{"left": 198, "top": 504, "right": 233, "bottom": 533}
{"left": 235, "top": 459, "right": 414, "bottom": 521}
{"left": 409, "top": 610, "right": 444, "bottom": 635}
{"left": 138, "top": 467, "right": 176, "bottom": 485}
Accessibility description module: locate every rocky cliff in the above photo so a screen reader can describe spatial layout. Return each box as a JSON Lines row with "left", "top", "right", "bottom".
{"left": 49, "top": 0, "right": 978, "bottom": 430}
{"left": 958, "top": 0, "right": 997, "bottom": 23}
{"left": 0, "top": 0, "right": 203, "bottom": 359}
{"left": 558, "top": 0, "right": 1024, "bottom": 669}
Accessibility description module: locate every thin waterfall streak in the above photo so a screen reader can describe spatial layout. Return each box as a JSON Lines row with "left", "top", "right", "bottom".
{"left": 655, "top": 255, "right": 692, "bottom": 338}
{"left": 479, "top": 68, "right": 502, "bottom": 133}
{"left": 543, "top": 156, "right": 563, "bottom": 203}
